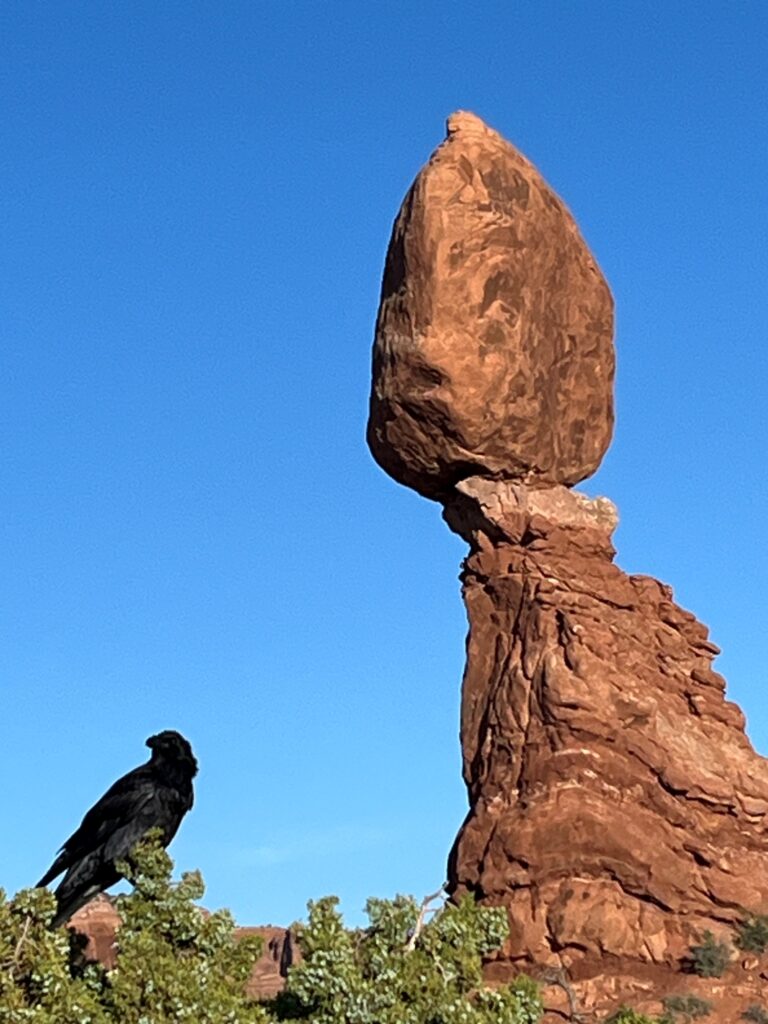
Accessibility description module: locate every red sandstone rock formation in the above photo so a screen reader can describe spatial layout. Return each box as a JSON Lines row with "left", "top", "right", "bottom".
{"left": 68, "top": 897, "right": 293, "bottom": 1000}
{"left": 70, "top": 896, "right": 119, "bottom": 968}
{"left": 368, "top": 113, "right": 768, "bottom": 1022}
{"left": 444, "top": 479, "right": 768, "bottom": 1018}
{"left": 368, "top": 110, "right": 614, "bottom": 501}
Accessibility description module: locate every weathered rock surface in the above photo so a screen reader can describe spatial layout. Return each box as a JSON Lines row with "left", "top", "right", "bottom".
{"left": 367, "top": 114, "right": 768, "bottom": 1021}
{"left": 368, "top": 111, "right": 614, "bottom": 500}
{"left": 68, "top": 898, "right": 294, "bottom": 999}
{"left": 70, "top": 896, "right": 119, "bottom": 968}
{"left": 443, "top": 480, "right": 768, "bottom": 1019}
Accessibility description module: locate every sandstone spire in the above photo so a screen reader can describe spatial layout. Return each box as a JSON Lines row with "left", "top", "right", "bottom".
{"left": 368, "top": 114, "right": 768, "bottom": 1021}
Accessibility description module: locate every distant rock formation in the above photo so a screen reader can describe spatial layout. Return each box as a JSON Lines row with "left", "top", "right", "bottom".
{"left": 69, "top": 897, "right": 293, "bottom": 1000}
{"left": 368, "top": 112, "right": 768, "bottom": 1021}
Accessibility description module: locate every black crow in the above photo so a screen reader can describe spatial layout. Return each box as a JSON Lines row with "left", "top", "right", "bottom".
{"left": 37, "top": 729, "right": 198, "bottom": 929}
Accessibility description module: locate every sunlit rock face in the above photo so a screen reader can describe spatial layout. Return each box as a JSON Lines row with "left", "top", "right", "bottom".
{"left": 368, "top": 114, "right": 768, "bottom": 1022}
{"left": 368, "top": 110, "right": 614, "bottom": 501}
{"left": 443, "top": 477, "right": 768, "bottom": 1019}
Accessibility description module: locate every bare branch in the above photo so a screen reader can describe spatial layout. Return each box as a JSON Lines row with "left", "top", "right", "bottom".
{"left": 531, "top": 965, "right": 585, "bottom": 1023}
{"left": 2, "top": 916, "right": 32, "bottom": 978}
{"left": 405, "top": 885, "right": 447, "bottom": 952}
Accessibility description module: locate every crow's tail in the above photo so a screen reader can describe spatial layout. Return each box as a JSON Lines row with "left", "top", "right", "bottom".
{"left": 49, "top": 883, "right": 102, "bottom": 930}
{"left": 37, "top": 849, "right": 69, "bottom": 889}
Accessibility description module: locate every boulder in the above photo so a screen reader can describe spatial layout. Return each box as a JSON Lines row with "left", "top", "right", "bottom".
{"left": 368, "top": 111, "right": 614, "bottom": 500}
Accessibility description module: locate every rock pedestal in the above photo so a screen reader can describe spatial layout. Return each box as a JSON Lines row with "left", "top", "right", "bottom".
{"left": 444, "top": 478, "right": 768, "bottom": 1018}
{"left": 368, "top": 114, "right": 768, "bottom": 1021}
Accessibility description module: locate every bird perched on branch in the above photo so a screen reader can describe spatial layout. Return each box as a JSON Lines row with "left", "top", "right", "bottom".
{"left": 37, "top": 729, "right": 198, "bottom": 929}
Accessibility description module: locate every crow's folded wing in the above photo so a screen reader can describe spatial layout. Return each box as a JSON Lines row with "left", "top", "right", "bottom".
{"left": 38, "top": 764, "right": 156, "bottom": 886}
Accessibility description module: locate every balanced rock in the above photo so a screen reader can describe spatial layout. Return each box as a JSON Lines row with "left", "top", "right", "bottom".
{"left": 368, "top": 114, "right": 768, "bottom": 1021}
{"left": 368, "top": 111, "right": 614, "bottom": 500}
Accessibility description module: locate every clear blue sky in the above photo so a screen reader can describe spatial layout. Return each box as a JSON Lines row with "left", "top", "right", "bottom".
{"left": 1, "top": 2, "right": 767, "bottom": 928}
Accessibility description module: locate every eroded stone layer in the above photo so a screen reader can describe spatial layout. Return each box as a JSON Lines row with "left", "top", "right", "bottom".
{"left": 67, "top": 898, "right": 295, "bottom": 999}
{"left": 367, "top": 111, "right": 614, "bottom": 500}
{"left": 445, "top": 479, "right": 768, "bottom": 1018}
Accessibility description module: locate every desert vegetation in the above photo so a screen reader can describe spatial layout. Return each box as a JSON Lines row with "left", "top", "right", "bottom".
{"left": 0, "top": 837, "right": 542, "bottom": 1023}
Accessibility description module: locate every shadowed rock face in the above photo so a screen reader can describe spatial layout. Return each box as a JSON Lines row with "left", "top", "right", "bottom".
{"left": 368, "top": 111, "right": 614, "bottom": 501}
{"left": 367, "top": 114, "right": 768, "bottom": 1021}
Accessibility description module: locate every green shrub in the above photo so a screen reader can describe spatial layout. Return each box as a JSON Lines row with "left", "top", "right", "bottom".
{"left": 605, "top": 1008, "right": 657, "bottom": 1024}
{"left": 268, "top": 892, "right": 543, "bottom": 1023}
{"left": 0, "top": 837, "right": 267, "bottom": 1023}
{"left": 662, "top": 993, "right": 712, "bottom": 1020}
{"left": 1, "top": 839, "right": 542, "bottom": 1024}
{"left": 743, "top": 1006, "right": 768, "bottom": 1024}
{"left": 736, "top": 913, "right": 768, "bottom": 954}
{"left": 689, "top": 930, "right": 731, "bottom": 978}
